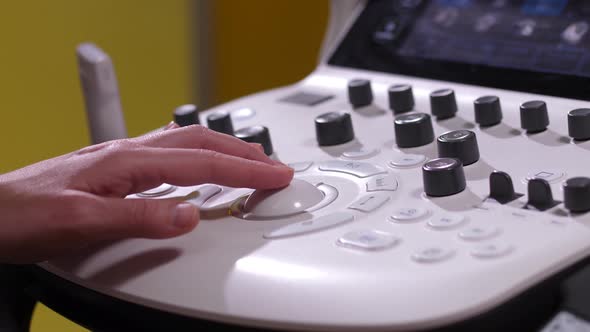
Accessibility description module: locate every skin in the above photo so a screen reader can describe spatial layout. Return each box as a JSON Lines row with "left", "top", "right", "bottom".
{"left": 0, "top": 123, "right": 294, "bottom": 263}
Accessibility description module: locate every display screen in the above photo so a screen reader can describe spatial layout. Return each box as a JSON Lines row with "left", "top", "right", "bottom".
{"left": 329, "top": 0, "right": 590, "bottom": 100}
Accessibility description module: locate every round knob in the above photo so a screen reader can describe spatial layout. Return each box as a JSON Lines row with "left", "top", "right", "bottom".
{"left": 393, "top": 113, "right": 434, "bottom": 148}
{"left": 422, "top": 158, "right": 466, "bottom": 197}
{"left": 568, "top": 109, "right": 590, "bottom": 140}
{"left": 244, "top": 179, "right": 324, "bottom": 218}
{"left": 563, "top": 177, "right": 590, "bottom": 213}
{"left": 388, "top": 84, "right": 414, "bottom": 114}
{"left": 315, "top": 111, "right": 355, "bottom": 146}
{"left": 520, "top": 100, "right": 549, "bottom": 133}
{"left": 207, "top": 111, "right": 234, "bottom": 135}
{"left": 174, "top": 104, "right": 199, "bottom": 127}
{"left": 234, "top": 125, "right": 273, "bottom": 155}
{"left": 348, "top": 79, "right": 373, "bottom": 108}
{"left": 430, "top": 89, "right": 458, "bottom": 119}
{"left": 437, "top": 130, "right": 480, "bottom": 166}
{"left": 474, "top": 96, "right": 502, "bottom": 127}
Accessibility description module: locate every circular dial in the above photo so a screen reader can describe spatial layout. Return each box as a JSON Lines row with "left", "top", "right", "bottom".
{"left": 563, "top": 177, "right": 590, "bottom": 213}
{"left": 348, "top": 79, "right": 373, "bottom": 108}
{"left": 315, "top": 111, "right": 355, "bottom": 146}
{"left": 207, "top": 111, "right": 234, "bottom": 135}
{"left": 388, "top": 84, "right": 414, "bottom": 114}
{"left": 422, "top": 158, "right": 466, "bottom": 197}
{"left": 244, "top": 178, "right": 324, "bottom": 218}
{"left": 474, "top": 96, "right": 502, "bottom": 127}
{"left": 568, "top": 108, "right": 590, "bottom": 140}
{"left": 437, "top": 130, "right": 480, "bottom": 166}
{"left": 393, "top": 112, "right": 434, "bottom": 148}
{"left": 520, "top": 100, "right": 549, "bottom": 133}
{"left": 234, "top": 125, "right": 274, "bottom": 155}
{"left": 173, "top": 104, "right": 199, "bottom": 127}
{"left": 430, "top": 89, "right": 458, "bottom": 119}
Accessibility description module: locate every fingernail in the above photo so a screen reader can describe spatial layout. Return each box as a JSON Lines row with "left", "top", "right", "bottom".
{"left": 173, "top": 203, "right": 197, "bottom": 228}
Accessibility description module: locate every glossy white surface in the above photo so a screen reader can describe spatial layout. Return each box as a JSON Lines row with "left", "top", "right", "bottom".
{"left": 243, "top": 179, "right": 324, "bottom": 218}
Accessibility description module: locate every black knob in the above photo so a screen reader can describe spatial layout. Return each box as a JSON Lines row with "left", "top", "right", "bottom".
{"left": 488, "top": 171, "right": 522, "bottom": 204}
{"left": 474, "top": 96, "right": 502, "bottom": 127}
{"left": 563, "top": 177, "right": 590, "bottom": 213}
{"left": 437, "top": 130, "right": 480, "bottom": 166}
{"left": 315, "top": 111, "right": 355, "bottom": 146}
{"left": 207, "top": 111, "right": 234, "bottom": 135}
{"left": 394, "top": 113, "right": 434, "bottom": 148}
{"left": 422, "top": 158, "right": 466, "bottom": 197}
{"left": 568, "top": 109, "right": 590, "bottom": 140}
{"left": 234, "top": 125, "right": 273, "bottom": 155}
{"left": 174, "top": 104, "right": 199, "bottom": 127}
{"left": 430, "top": 89, "right": 458, "bottom": 119}
{"left": 526, "top": 178, "right": 558, "bottom": 211}
{"left": 520, "top": 100, "right": 549, "bottom": 133}
{"left": 348, "top": 79, "right": 373, "bottom": 108}
{"left": 388, "top": 84, "right": 414, "bottom": 114}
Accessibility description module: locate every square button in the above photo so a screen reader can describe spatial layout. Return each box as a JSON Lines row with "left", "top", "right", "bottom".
{"left": 280, "top": 92, "right": 334, "bottom": 106}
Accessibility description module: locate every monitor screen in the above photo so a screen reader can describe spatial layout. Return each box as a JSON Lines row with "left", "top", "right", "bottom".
{"left": 329, "top": 0, "right": 590, "bottom": 101}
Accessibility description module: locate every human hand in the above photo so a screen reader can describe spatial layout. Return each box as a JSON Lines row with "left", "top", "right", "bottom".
{"left": 0, "top": 124, "right": 293, "bottom": 263}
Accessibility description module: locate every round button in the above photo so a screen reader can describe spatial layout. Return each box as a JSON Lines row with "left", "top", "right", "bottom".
{"left": 422, "top": 158, "right": 466, "bottom": 197}
{"left": 174, "top": 104, "right": 199, "bottom": 126}
{"left": 337, "top": 230, "right": 399, "bottom": 251}
{"left": 315, "top": 111, "right": 355, "bottom": 146}
{"left": 137, "top": 183, "right": 176, "bottom": 197}
{"left": 341, "top": 148, "right": 379, "bottom": 159}
{"left": 520, "top": 100, "right": 549, "bottom": 133}
{"left": 474, "top": 96, "right": 502, "bottom": 127}
{"left": 428, "top": 214, "right": 466, "bottom": 229}
{"left": 234, "top": 125, "right": 274, "bottom": 155}
{"left": 412, "top": 247, "right": 454, "bottom": 263}
{"left": 389, "top": 207, "right": 429, "bottom": 223}
{"left": 437, "top": 130, "right": 480, "bottom": 166}
{"left": 394, "top": 112, "right": 435, "bottom": 148}
{"left": 243, "top": 179, "right": 324, "bottom": 218}
{"left": 430, "top": 89, "right": 458, "bottom": 119}
{"left": 458, "top": 225, "right": 499, "bottom": 241}
{"left": 207, "top": 111, "right": 234, "bottom": 135}
{"left": 563, "top": 177, "right": 590, "bottom": 213}
{"left": 568, "top": 109, "right": 590, "bottom": 140}
{"left": 388, "top": 84, "right": 414, "bottom": 114}
{"left": 390, "top": 154, "right": 427, "bottom": 168}
{"left": 471, "top": 243, "right": 512, "bottom": 259}
{"left": 348, "top": 79, "right": 373, "bottom": 108}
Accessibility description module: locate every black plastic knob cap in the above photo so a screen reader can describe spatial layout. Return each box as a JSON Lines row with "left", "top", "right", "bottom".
{"left": 568, "top": 109, "right": 590, "bottom": 140}
{"left": 174, "top": 104, "right": 199, "bottom": 127}
{"left": 207, "top": 111, "right": 234, "bottom": 135}
{"left": 437, "top": 130, "right": 480, "bottom": 166}
{"left": 315, "top": 111, "right": 355, "bottom": 146}
{"left": 488, "top": 171, "right": 522, "bottom": 204}
{"left": 474, "top": 96, "right": 502, "bottom": 127}
{"left": 234, "top": 125, "right": 273, "bottom": 155}
{"left": 422, "top": 158, "right": 466, "bottom": 197}
{"left": 394, "top": 113, "right": 434, "bottom": 148}
{"left": 348, "top": 79, "right": 373, "bottom": 108}
{"left": 563, "top": 177, "right": 590, "bottom": 213}
{"left": 388, "top": 84, "right": 414, "bottom": 114}
{"left": 526, "top": 178, "right": 558, "bottom": 211}
{"left": 430, "top": 89, "right": 458, "bottom": 119}
{"left": 520, "top": 101, "right": 549, "bottom": 133}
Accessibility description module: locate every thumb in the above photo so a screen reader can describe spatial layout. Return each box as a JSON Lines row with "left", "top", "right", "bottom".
{"left": 97, "top": 197, "right": 199, "bottom": 239}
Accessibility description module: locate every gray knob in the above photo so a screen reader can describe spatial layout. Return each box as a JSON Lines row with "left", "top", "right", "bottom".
{"left": 207, "top": 111, "right": 234, "bottom": 135}
{"left": 388, "top": 84, "right": 414, "bottom": 114}
{"left": 520, "top": 101, "right": 549, "bottom": 133}
{"left": 348, "top": 79, "right": 373, "bottom": 108}
{"left": 430, "top": 89, "right": 458, "bottom": 119}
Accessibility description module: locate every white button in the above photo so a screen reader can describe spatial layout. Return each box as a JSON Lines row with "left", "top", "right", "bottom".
{"left": 185, "top": 185, "right": 221, "bottom": 207}
{"left": 389, "top": 207, "right": 429, "bottom": 223}
{"left": 337, "top": 230, "right": 399, "bottom": 251}
{"left": 137, "top": 183, "right": 176, "bottom": 197}
{"left": 288, "top": 161, "right": 313, "bottom": 173}
{"left": 230, "top": 107, "right": 256, "bottom": 121}
{"left": 366, "top": 174, "right": 398, "bottom": 192}
{"left": 471, "top": 243, "right": 513, "bottom": 259}
{"left": 318, "top": 160, "right": 386, "bottom": 178}
{"left": 389, "top": 154, "right": 426, "bottom": 168}
{"left": 428, "top": 214, "right": 465, "bottom": 230}
{"left": 525, "top": 169, "right": 564, "bottom": 183}
{"left": 348, "top": 193, "right": 391, "bottom": 213}
{"left": 412, "top": 247, "right": 454, "bottom": 263}
{"left": 341, "top": 148, "right": 379, "bottom": 159}
{"left": 459, "top": 225, "right": 499, "bottom": 241}
{"left": 263, "top": 212, "right": 354, "bottom": 239}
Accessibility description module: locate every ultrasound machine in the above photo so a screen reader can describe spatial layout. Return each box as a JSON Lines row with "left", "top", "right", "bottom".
{"left": 14, "top": 0, "right": 590, "bottom": 331}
